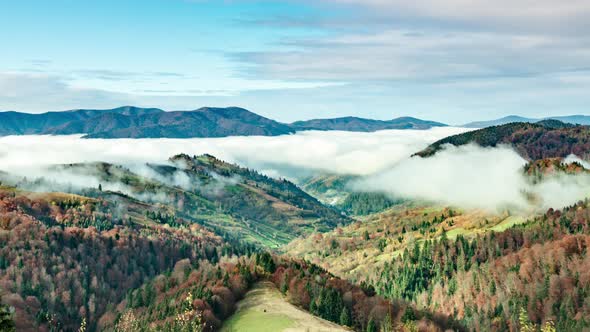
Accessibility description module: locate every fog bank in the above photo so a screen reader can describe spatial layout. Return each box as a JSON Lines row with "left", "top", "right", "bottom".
{"left": 0, "top": 128, "right": 588, "bottom": 212}
{"left": 355, "top": 144, "right": 590, "bottom": 211}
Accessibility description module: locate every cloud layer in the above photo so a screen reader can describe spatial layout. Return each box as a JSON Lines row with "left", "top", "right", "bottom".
{"left": 0, "top": 129, "right": 588, "bottom": 212}
{"left": 0, "top": 127, "right": 469, "bottom": 178}
{"left": 356, "top": 144, "right": 590, "bottom": 212}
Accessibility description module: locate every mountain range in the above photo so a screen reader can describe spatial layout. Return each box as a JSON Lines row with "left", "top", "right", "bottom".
{"left": 291, "top": 116, "right": 446, "bottom": 131}
{"left": 0, "top": 106, "right": 448, "bottom": 138}
{"left": 1, "top": 105, "right": 588, "bottom": 138}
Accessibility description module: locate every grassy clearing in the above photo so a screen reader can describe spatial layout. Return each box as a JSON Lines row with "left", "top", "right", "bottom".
{"left": 222, "top": 309, "right": 294, "bottom": 332}
{"left": 490, "top": 215, "right": 526, "bottom": 232}
{"left": 222, "top": 282, "right": 350, "bottom": 332}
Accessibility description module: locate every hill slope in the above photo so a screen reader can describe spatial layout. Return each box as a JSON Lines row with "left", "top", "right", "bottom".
{"left": 415, "top": 121, "right": 590, "bottom": 160}
{"left": 3, "top": 154, "right": 349, "bottom": 247}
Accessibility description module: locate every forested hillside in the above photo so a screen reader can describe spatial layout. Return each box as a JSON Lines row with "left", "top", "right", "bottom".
{"left": 102, "top": 252, "right": 462, "bottom": 332}
{"left": 0, "top": 185, "right": 458, "bottom": 332}
{"left": 373, "top": 199, "right": 590, "bottom": 331}
{"left": 8, "top": 154, "right": 349, "bottom": 248}
{"left": 416, "top": 121, "right": 590, "bottom": 160}
{"left": 0, "top": 154, "right": 374, "bottom": 331}
{"left": 0, "top": 188, "right": 233, "bottom": 331}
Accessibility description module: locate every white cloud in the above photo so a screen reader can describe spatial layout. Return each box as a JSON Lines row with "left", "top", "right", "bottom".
{"left": 233, "top": 28, "right": 590, "bottom": 82}
{"left": 319, "top": 0, "right": 590, "bottom": 33}
{"left": 564, "top": 154, "right": 590, "bottom": 169}
{"left": 355, "top": 144, "right": 590, "bottom": 212}
{"left": 0, "top": 127, "right": 469, "bottom": 178}
{"left": 0, "top": 130, "right": 588, "bottom": 212}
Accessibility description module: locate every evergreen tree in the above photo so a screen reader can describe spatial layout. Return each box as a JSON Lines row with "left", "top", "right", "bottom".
{"left": 339, "top": 307, "right": 351, "bottom": 326}
{"left": 0, "top": 296, "right": 15, "bottom": 332}
{"left": 367, "top": 318, "right": 378, "bottom": 332}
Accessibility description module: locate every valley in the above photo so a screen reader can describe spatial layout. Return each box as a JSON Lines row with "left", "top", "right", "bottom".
{"left": 4, "top": 1, "right": 590, "bottom": 330}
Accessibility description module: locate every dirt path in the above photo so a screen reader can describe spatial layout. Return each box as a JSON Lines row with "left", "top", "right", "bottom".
{"left": 221, "top": 281, "right": 351, "bottom": 332}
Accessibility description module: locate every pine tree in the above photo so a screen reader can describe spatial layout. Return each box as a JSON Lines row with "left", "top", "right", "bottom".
{"left": 340, "top": 307, "right": 351, "bottom": 326}
{"left": 367, "top": 318, "right": 378, "bottom": 332}
{"left": 0, "top": 299, "right": 15, "bottom": 332}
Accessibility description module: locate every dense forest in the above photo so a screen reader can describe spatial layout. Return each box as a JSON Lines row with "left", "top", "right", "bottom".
{"left": 372, "top": 199, "right": 590, "bottom": 331}
{"left": 0, "top": 189, "right": 237, "bottom": 331}
{"left": 416, "top": 121, "right": 590, "bottom": 160}
{"left": 103, "top": 252, "right": 461, "bottom": 332}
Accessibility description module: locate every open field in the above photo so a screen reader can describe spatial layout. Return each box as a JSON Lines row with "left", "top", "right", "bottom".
{"left": 221, "top": 282, "right": 350, "bottom": 332}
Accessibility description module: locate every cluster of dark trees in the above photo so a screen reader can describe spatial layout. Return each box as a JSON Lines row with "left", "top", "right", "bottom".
{"left": 0, "top": 294, "right": 15, "bottom": 332}
{"left": 372, "top": 199, "right": 590, "bottom": 331}
{"left": 338, "top": 193, "right": 399, "bottom": 216}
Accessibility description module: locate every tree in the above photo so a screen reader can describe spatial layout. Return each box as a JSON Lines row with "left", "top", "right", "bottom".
{"left": 0, "top": 299, "right": 15, "bottom": 332}
{"left": 340, "top": 307, "right": 351, "bottom": 326}
{"left": 367, "top": 318, "right": 378, "bottom": 332}
{"left": 378, "top": 238, "right": 387, "bottom": 252}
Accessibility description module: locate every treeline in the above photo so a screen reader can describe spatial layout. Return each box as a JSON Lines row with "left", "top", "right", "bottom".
{"left": 373, "top": 199, "right": 590, "bottom": 331}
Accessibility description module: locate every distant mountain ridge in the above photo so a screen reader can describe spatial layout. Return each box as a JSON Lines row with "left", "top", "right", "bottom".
{"left": 0, "top": 106, "right": 447, "bottom": 138}
{"left": 51, "top": 107, "right": 296, "bottom": 138}
{"left": 0, "top": 106, "right": 163, "bottom": 136}
{"left": 463, "top": 114, "right": 590, "bottom": 128}
{"left": 291, "top": 116, "right": 447, "bottom": 132}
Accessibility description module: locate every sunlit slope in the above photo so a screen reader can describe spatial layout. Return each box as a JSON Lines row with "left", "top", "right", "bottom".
{"left": 284, "top": 202, "right": 533, "bottom": 281}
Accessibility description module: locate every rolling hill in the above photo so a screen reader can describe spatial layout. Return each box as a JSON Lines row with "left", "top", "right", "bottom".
{"left": 2, "top": 154, "right": 349, "bottom": 247}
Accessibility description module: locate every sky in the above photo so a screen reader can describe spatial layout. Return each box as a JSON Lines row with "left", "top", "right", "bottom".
{"left": 1, "top": 0, "right": 590, "bottom": 124}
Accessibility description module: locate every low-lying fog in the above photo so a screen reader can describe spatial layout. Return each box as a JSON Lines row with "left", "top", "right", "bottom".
{"left": 0, "top": 127, "right": 588, "bottom": 212}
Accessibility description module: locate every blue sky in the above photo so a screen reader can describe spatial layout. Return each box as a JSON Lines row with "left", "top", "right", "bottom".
{"left": 1, "top": 0, "right": 590, "bottom": 124}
